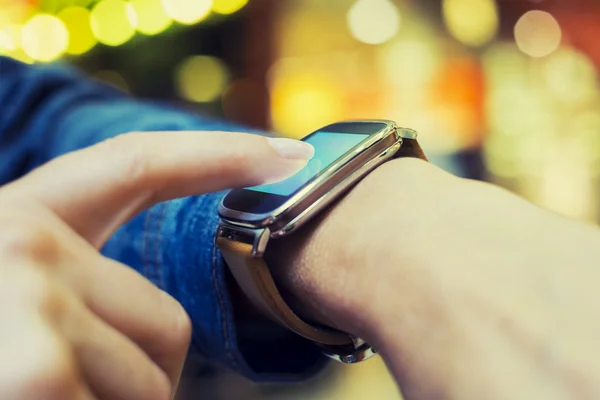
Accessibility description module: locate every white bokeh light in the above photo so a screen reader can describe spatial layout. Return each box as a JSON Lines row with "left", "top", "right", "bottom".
{"left": 347, "top": 0, "right": 401, "bottom": 45}
{"left": 514, "top": 10, "right": 562, "bottom": 58}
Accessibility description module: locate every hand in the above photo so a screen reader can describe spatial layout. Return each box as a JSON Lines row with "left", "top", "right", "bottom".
{"left": 271, "top": 157, "right": 600, "bottom": 400}
{"left": 0, "top": 131, "right": 313, "bottom": 400}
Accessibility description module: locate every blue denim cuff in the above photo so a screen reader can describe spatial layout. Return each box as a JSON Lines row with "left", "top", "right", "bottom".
{"left": 103, "top": 192, "right": 327, "bottom": 382}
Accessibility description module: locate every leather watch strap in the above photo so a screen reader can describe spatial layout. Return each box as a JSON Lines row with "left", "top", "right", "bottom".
{"left": 217, "top": 237, "right": 354, "bottom": 346}
{"left": 217, "top": 137, "right": 427, "bottom": 348}
{"left": 396, "top": 138, "right": 428, "bottom": 161}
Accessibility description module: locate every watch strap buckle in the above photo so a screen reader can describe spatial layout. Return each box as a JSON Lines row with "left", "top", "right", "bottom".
{"left": 319, "top": 338, "right": 377, "bottom": 364}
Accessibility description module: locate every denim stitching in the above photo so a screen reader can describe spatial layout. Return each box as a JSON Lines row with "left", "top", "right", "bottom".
{"left": 141, "top": 206, "right": 155, "bottom": 284}
{"left": 152, "top": 202, "right": 168, "bottom": 290}
{"left": 181, "top": 199, "right": 206, "bottom": 355}
{"left": 211, "top": 221, "right": 238, "bottom": 369}
{"left": 181, "top": 197, "right": 236, "bottom": 366}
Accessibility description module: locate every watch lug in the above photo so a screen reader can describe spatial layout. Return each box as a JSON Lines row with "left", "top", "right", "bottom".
{"left": 319, "top": 340, "right": 378, "bottom": 364}
{"left": 216, "top": 222, "right": 270, "bottom": 257}
{"left": 396, "top": 127, "right": 418, "bottom": 140}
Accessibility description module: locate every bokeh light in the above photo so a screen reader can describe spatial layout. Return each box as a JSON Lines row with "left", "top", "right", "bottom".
{"left": 90, "top": 0, "right": 138, "bottom": 47}
{"left": 347, "top": 0, "right": 401, "bottom": 45}
{"left": 379, "top": 39, "right": 440, "bottom": 89}
{"left": 162, "top": 0, "right": 213, "bottom": 25}
{"left": 482, "top": 43, "right": 549, "bottom": 179}
{"left": 130, "top": 0, "right": 172, "bottom": 35}
{"left": 269, "top": 61, "right": 344, "bottom": 138}
{"left": 568, "top": 111, "right": 600, "bottom": 161}
{"left": 514, "top": 10, "right": 562, "bottom": 58}
{"left": 21, "top": 14, "right": 69, "bottom": 62}
{"left": 443, "top": 0, "right": 499, "bottom": 47}
{"left": 175, "top": 55, "right": 229, "bottom": 102}
{"left": 537, "top": 144, "right": 595, "bottom": 221}
{"left": 0, "top": 24, "right": 32, "bottom": 63}
{"left": 211, "top": 0, "right": 248, "bottom": 15}
{"left": 0, "top": 2, "right": 34, "bottom": 29}
{"left": 542, "top": 48, "right": 598, "bottom": 103}
{"left": 0, "top": 25, "right": 18, "bottom": 52}
{"left": 58, "top": 7, "right": 97, "bottom": 55}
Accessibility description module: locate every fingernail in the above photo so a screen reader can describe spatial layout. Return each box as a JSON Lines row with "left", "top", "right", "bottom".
{"left": 267, "top": 137, "right": 315, "bottom": 160}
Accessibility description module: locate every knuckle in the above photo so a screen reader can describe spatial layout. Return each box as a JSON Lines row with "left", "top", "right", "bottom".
{"left": 35, "top": 281, "right": 68, "bottom": 324}
{"left": 221, "top": 148, "right": 250, "bottom": 178}
{"left": 171, "top": 302, "right": 193, "bottom": 350}
{"left": 15, "top": 267, "right": 66, "bottom": 321}
{"left": 162, "top": 295, "right": 192, "bottom": 352}
{"left": 229, "top": 147, "right": 249, "bottom": 168}
{"left": 96, "top": 133, "right": 152, "bottom": 186}
{"left": 31, "top": 359, "right": 76, "bottom": 400}
{"left": 176, "top": 307, "right": 193, "bottom": 346}
{"left": 0, "top": 221, "right": 58, "bottom": 264}
{"left": 146, "top": 370, "right": 172, "bottom": 400}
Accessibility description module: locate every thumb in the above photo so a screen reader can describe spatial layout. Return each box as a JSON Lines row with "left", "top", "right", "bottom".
{"left": 8, "top": 131, "right": 314, "bottom": 247}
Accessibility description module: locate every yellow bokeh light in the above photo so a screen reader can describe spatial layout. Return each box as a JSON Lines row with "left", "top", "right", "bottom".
{"left": 379, "top": 39, "right": 440, "bottom": 89}
{"left": 211, "top": 0, "right": 248, "bottom": 15}
{"left": 443, "top": 0, "right": 499, "bottom": 47}
{"left": 347, "top": 0, "right": 401, "bottom": 45}
{"left": 514, "top": 10, "right": 562, "bottom": 58}
{"left": 130, "top": 0, "right": 172, "bottom": 35}
{"left": 482, "top": 43, "right": 528, "bottom": 86}
{"left": 0, "top": 25, "right": 18, "bottom": 52}
{"left": 269, "top": 62, "right": 344, "bottom": 138}
{"left": 161, "top": 0, "right": 213, "bottom": 25}
{"left": 90, "top": 0, "right": 138, "bottom": 47}
{"left": 537, "top": 149, "right": 594, "bottom": 221}
{"left": 175, "top": 55, "right": 229, "bottom": 102}
{"left": 0, "top": 25, "right": 34, "bottom": 63}
{"left": 58, "top": 7, "right": 97, "bottom": 55}
{"left": 542, "top": 48, "right": 598, "bottom": 103}
{"left": 0, "top": 2, "right": 34, "bottom": 29}
{"left": 21, "top": 14, "right": 69, "bottom": 62}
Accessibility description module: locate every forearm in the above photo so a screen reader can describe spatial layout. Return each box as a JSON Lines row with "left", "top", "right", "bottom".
{"left": 270, "top": 158, "right": 600, "bottom": 399}
{"left": 373, "top": 177, "right": 600, "bottom": 399}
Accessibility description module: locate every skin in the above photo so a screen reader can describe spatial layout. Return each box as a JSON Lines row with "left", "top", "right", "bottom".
{"left": 272, "top": 157, "right": 600, "bottom": 400}
{"left": 2, "top": 131, "right": 600, "bottom": 399}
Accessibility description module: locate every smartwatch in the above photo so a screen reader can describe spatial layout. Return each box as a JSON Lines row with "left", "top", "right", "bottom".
{"left": 216, "top": 120, "right": 427, "bottom": 363}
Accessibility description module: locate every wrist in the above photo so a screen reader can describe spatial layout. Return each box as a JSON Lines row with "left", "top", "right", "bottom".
{"left": 266, "top": 158, "right": 447, "bottom": 339}
{"left": 264, "top": 157, "right": 473, "bottom": 395}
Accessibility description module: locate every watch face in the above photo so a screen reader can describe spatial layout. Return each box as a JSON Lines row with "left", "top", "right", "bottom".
{"left": 250, "top": 131, "right": 368, "bottom": 197}
{"left": 220, "top": 121, "right": 397, "bottom": 230}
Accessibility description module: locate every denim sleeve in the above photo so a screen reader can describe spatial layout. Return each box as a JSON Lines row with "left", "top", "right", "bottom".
{"left": 0, "top": 56, "right": 326, "bottom": 382}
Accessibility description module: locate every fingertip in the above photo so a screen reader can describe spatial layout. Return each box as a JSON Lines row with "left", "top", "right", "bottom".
{"left": 266, "top": 137, "right": 315, "bottom": 161}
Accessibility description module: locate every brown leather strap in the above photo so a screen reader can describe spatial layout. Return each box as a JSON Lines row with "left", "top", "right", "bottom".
{"left": 396, "top": 138, "right": 428, "bottom": 161}
{"left": 218, "top": 138, "right": 427, "bottom": 346}
{"left": 217, "top": 237, "right": 353, "bottom": 346}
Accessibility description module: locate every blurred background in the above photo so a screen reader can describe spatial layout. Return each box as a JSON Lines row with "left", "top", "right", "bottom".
{"left": 2, "top": 0, "right": 599, "bottom": 398}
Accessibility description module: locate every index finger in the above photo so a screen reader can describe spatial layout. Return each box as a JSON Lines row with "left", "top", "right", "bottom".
{"left": 7, "top": 131, "right": 313, "bottom": 247}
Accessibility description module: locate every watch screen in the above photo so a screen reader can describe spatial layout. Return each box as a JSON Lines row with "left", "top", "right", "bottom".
{"left": 247, "top": 131, "right": 368, "bottom": 196}
{"left": 221, "top": 122, "right": 388, "bottom": 216}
